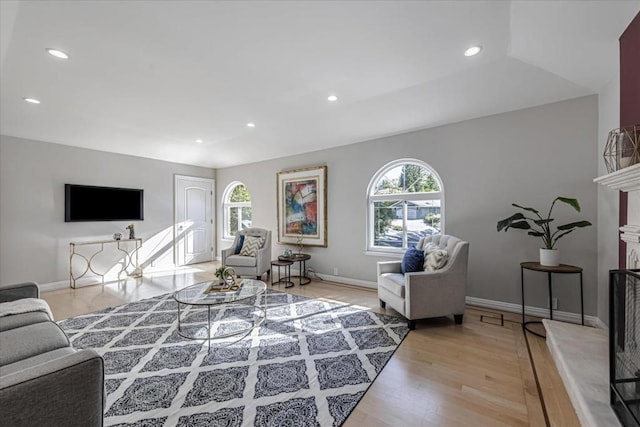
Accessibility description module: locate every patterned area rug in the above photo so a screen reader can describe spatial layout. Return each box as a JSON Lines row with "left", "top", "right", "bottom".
{"left": 59, "top": 289, "right": 409, "bottom": 426}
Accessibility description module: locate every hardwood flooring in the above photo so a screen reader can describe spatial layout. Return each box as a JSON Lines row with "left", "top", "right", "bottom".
{"left": 41, "top": 262, "right": 579, "bottom": 426}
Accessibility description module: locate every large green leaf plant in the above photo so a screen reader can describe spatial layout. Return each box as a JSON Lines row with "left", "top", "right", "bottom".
{"left": 497, "top": 197, "right": 592, "bottom": 249}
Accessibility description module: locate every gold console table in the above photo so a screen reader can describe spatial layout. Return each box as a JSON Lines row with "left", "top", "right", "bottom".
{"left": 69, "top": 238, "right": 143, "bottom": 288}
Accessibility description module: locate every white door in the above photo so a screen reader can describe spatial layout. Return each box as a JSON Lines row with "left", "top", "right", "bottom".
{"left": 175, "top": 175, "right": 214, "bottom": 266}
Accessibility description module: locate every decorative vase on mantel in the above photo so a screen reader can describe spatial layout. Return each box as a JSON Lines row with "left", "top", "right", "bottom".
{"left": 540, "top": 248, "right": 559, "bottom": 267}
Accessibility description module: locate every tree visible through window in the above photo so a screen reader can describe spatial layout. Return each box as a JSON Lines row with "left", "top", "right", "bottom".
{"left": 368, "top": 160, "right": 443, "bottom": 251}
{"left": 223, "top": 182, "right": 252, "bottom": 238}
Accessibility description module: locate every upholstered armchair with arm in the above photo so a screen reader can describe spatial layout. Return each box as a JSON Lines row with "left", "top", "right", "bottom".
{"left": 377, "top": 234, "right": 469, "bottom": 329}
{"left": 221, "top": 228, "right": 272, "bottom": 279}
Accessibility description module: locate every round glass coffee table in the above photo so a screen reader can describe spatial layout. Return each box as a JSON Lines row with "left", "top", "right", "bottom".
{"left": 174, "top": 279, "right": 267, "bottom": 344}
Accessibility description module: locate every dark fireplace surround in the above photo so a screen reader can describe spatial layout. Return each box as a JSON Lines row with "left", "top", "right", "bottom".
{"left": 609, "top": 270, "right": 640, "bottom": 426}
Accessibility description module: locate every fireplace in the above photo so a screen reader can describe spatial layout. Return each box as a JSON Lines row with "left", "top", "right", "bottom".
{"left": 610, "top": 269, "right": 640, "bottom": 426}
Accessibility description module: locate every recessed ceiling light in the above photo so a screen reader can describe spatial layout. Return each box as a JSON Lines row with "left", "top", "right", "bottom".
{"left": 195, "top": 139, "right": 203, "bottom": 144}
{"left": 23, "top": 97, "right": 41, "bottom": 104}
{"left": 46, "top": 48, "right": 70, "bottom": 59}
{"left": 247, "top": 122, "right": 256, "bottom": 128}
{"left": 464, "top": 45, "right": 482, "bottom": 57}
{"left": 327, "top": 95, "right": 338, "bottom": 102}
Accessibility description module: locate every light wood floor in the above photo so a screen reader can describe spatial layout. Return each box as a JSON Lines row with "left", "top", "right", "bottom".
{"left": 42, "top": 262, "right": 579, "bottom": 427}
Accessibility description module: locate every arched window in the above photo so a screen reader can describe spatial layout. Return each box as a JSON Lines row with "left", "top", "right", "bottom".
{"left": 367, "top": 159, "right": 444, "bottom": 253}
{"left": 222, "top": 182, "right": 252, "bottom": 239}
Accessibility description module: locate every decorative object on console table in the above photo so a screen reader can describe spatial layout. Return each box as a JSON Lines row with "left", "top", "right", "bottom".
{"left": 113, "top": 233, "right": 121, "bottom": 240}
{"left": 497, "top": 196, "right": 592, "bottom": 267}
{"left": 126, "top": 223, "right": 135, "bottom": 239}
{"left": 603, "top": 124, "right": 640, "bottom": 173}
{"left": 276, "top": 165, "right": 327, "bottom": 247}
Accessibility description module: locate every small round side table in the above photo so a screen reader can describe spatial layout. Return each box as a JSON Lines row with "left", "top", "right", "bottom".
{"left": 521, "top": 261, "right": 584, "bottom": 338}
{"left": 271, "top": 259, "right": 294, "bottom": 288}
{"left": 278, "top": 253, "right": 311, "bottom": 285}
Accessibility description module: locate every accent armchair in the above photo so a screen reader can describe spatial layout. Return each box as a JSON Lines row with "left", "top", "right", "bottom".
{"left": 221, "top": 228, "right": 272, "bottom": 279}
{"left": 377, "top": 234, "right": 469, "bottom": 329}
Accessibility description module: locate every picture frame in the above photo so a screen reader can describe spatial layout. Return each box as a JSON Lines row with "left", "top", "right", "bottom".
{"left": 276, "top": 165, "right": 327, "bottom": 247}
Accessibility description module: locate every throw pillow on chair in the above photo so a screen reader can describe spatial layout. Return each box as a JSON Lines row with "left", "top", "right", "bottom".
{"left": 401, "top": 247, "right": 424, "bottom": 273}
{"left": 240, "top": 236, "right": 264, "bottom": 257}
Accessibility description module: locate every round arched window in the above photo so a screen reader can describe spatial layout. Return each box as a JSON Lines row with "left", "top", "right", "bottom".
{"left": 222, "top": 182, "right": 252, "bottom": 239}
{"left": 367, "top": 159, "right": 444, "bottom": 252}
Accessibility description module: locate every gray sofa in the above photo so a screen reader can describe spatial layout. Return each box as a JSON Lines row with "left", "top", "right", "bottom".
{"left": 0, "top": 282, "right": 104, "bottom": 427}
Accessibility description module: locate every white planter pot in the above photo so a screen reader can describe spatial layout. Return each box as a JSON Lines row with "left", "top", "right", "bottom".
{"left": 540, "top": 248, "right": 559, "bottom": 267}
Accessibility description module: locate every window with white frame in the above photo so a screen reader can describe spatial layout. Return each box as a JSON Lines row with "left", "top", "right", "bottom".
{"left": 222, "top": 182, "right": 252, "bottom": 239}
{"left": 367, "top": 159, "right": 444, "bottom": 253}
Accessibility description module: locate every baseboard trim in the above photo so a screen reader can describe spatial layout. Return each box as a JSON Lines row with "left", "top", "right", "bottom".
{"left": 593, "top": 317, "right": 609, "bottom": 331}
{"left": 314, "top": 273, "right": 378, "bottom": 289}
{"left": 289, "top": 268, "right": 377, "bottom": 289}
{"left": 465, "top": 296, "right": 598, "bottom": 327}
{"left": 39, "top": 280, "right": 71, "bottom": 292}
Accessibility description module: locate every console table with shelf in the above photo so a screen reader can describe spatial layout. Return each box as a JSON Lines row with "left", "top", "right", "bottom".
{"left": 69, "top": 238, "right": 143, "bottom": 288}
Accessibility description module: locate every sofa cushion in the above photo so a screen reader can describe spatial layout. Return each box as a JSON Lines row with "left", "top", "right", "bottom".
{"left": 240, "top": 235, "right": 264, "bottom": 257}
{"left": 379, "top": 273, "right": 405, "bottom": 298}
{"left": 0, "top": 322, "right": 70, "bottom": 366}
{"left": 401, "top": 247, "right": 424, "bottom": 273}
{"left": 225, "top": 254, "right": 257, "bottom": 267}
{"left": 0, "top": 347, "right": 76, "bottom": 376}
{"left": 0, "top": 311, "right": 51, "bottom": 332}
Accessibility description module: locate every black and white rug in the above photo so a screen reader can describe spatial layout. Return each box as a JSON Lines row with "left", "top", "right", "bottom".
{"left": 59, "top": 289, "right": 409, "bottom": 427}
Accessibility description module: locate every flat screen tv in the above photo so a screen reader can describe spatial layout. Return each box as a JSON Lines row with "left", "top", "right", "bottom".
{"left": 65, "top": 184, "right": 144, "bottom": 222}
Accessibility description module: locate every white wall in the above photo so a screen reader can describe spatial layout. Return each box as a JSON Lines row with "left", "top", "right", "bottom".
{"left": 0, "top": 135, "right": 214, "bottom": 285}
{"left": 217, "top": 96, "right": 599, "bottom": 315}
{"left": 597, "top": 76, "right": 621, "bottom": 327}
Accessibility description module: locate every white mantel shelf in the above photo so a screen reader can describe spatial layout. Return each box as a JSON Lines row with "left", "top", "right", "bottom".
{"left": 594, "top": 163, "right": 640, "bottom": 191}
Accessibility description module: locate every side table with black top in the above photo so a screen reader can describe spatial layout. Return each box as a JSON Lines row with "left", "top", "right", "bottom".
{"left": 521, "top": 261, "right": 584, "bottom": 338}
{"left": 271, "top": 259, "right": 294, "bottom": 288}
{"left": 278, "top": 253, "right": 311, "bottom": 286}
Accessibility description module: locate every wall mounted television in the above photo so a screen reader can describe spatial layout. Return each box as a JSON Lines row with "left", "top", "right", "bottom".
{"left": 65, "top": 184, "right": 144, "bottom": 222}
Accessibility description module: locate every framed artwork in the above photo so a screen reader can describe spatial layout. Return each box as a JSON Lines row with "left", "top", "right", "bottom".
{"left": 276, "top": 165, "right": 327, "bottom": 247}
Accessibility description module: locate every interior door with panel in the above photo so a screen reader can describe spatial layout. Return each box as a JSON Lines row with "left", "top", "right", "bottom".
{"left": 175, "top": 175, "right": 214, "bottom": 266}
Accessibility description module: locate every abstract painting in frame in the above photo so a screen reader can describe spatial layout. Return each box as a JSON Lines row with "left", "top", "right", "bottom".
{"left": 276, "top": 165, "right": 327, "bottom": 247}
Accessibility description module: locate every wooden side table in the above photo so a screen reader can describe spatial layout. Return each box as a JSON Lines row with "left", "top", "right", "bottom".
{"left": 521, "top": 261, "right": 584, "bottom": 338}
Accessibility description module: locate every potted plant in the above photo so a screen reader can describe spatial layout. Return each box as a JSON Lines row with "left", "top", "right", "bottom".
{"left": 497, "top": 197, "right": 592, "bottom": 266}
{"left": 213, "top": 265, "right": 227, "bottom": 282}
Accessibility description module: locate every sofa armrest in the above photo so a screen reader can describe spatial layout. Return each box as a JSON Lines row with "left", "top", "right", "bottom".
{"left": 0, "top": 282, "right": 39, "bottom": 302}
{"left": 377, "top": 261, "right": 402, "bottom": 275}
{"left": 0, "top": 349, "right": 104, "bottom": 427}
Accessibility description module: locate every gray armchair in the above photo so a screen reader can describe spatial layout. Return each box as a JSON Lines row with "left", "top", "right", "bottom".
{"left": 377, "top": 234, "right": 469, "bottom": 329}
{"left": 221, "top": 228, "right": 272, "bottom": 279}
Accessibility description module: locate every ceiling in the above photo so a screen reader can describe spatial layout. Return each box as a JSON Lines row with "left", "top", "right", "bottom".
{"left": 1, "top": 1, "right": 638, "bottom": 169}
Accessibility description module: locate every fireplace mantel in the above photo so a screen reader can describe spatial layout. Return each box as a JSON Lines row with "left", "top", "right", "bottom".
{"left": 594, "top": 163, "right": 640, "bottom": 192}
